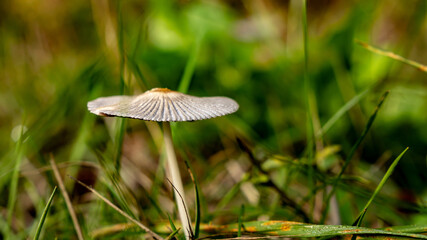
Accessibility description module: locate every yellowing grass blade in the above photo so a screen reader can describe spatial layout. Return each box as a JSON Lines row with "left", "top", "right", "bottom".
{"left": 201, "top": 221, "right": 427, "bottom": 239}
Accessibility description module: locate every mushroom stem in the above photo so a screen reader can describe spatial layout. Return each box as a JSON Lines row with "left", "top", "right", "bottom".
{"left": 162, "top": 122, "right": 193, "bottom": 240}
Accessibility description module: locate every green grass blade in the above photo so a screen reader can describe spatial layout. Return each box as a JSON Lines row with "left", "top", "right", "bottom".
{"left": 317, "top": 88, "right": 370, "bottom": 137}
{"left": 302, "top": 0, "right": 316, "bottom": 217}
{"left": 204, "top": 221, "right": 427, "bottom": 239}
{"left": 321, "top": 91, "right": 390, "bottom": 223}
{"left": 166, "top": 228, "right": 181, "bottom": 240}
{"left": 356, "top": 40, "right": 427, "bottom": 72}
{"left": 6, "top": 119, "right": 26, "bottom": 237}
{"left": 184, "top": 158, "right": 201, "bottom": 239}
{"left": 380, "top": 225, "right": 427, "bottom": 233}
{"left": 113, "top": 118, "right": 126, "bottom": 171}
{"left": 353, "top": 147, "right": 409, "bottom": 227}
{"left": 177, "top": 31, "right": 204, "bottom": 93}
{"left": 167, "top": 213, "right": 184, "bottom": 240}
{"left": 34, "top": 187, "right": 57, "bottom": 240}
{"left": 238, "top": 205, "right": 244, "bottom": 237}
{"left": 167, "top": 213, "right": 178, "bottom": 233}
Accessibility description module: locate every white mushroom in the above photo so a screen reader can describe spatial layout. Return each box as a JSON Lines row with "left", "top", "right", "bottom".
{"left": 88, "top": 88, "right": 239, "bottom": 122}
{"left": 88, "top": 88, "right": 239, "bottom": 239}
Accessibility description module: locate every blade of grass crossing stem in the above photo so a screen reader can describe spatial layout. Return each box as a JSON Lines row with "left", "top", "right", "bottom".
{"left": 34, "top": 187, "right": 57, "bottom": 240}
{"left": 166, "top": 228, "right": 181, "bottom": 240}
{"left": 321, "top": 91, "right": 390, "bottom": 223}
{"left": 184, "top": 159, "right": 201, "bottom": 239}
{"left": 356, "top": 40, "right": 427, "bottom": 72}
{"left": 169, "top": 214, "right": 186, "bottom": 240}
{"left": 302, "top": 0, "right": 316, "bottom": 215}
{"left": 317, "top": 88, "right": 370, "bottom": 137}
{"left": 353, "top": 147, "right": 409, "bottom": 227}
{"left": 178, "top": 31, "right": 204, "bottom": 93}
{"left": 167, "top": 213, "right": 184, "bottom": 240}
{"left": 70, "top": 175, "right": 164, "bottom": 240}
{"left": 238, "top": 205, "right": 245, "bottom": 237}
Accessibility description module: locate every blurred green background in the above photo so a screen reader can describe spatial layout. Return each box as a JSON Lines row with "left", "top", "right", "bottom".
{"left": 0, "top": 0, "right": 426, "bottom": 238}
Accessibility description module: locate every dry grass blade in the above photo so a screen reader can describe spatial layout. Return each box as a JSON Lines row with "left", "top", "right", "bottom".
{"left": 356, "top": 40, "right": 427, "bottom": 72}
{"left": 68, "top": 175, "right": 164, "bottom": 240}
{"left": 50, "top": 156, "right": 84, "bottom": 240}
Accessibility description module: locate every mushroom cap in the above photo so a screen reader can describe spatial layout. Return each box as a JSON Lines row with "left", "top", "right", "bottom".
{"left": 87, "top": 88, "right": 239, "bottom": 122}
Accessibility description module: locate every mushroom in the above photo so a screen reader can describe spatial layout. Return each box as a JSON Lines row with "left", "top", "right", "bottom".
{"left": 88, "top": 88, "right": 239, "bottom": 239}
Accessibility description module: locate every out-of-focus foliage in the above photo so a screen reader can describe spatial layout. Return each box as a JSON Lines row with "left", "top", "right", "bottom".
{"left": 0, "top": 0, "right": 426, "bottom": 239}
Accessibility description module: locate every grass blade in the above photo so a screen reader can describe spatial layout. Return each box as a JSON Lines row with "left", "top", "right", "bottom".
{"left": 69, "top": 175, "right": 164, "bottom": 240}
{"left": 302, "top": 0, "right": 316, "bottom": 217}
{"left": 380, "top": 225, "right": 427, "bottom": 234}
{"left": 238, "top": 205, "right": 244, "bottom": 237}
{"left": 6, "top": 128, "right": 25, "bottom": 237}
{"left": 353, "top": 147, "right": 409, "bottom": 227}
{"left": 184, "top": 158, "right": 201, "bottom": 239}
{"left": 167, "top": 214, "right": 184, "bottom": 240}
{"left": 201, "top": 220, "right": 427, "bottom": 239}
{"left": 177, "top": 31, "right": 204, "bottom": 93}
{"left": 50, "top": 156, "right": 84, "bottom": 240}
{"left": 113, "top": 118, "right": 126, "bottom": 171}
{"left": 166, "top": 228, "right": 181, "bottom": 240}
{"left": 33, "top": 186, "right": 57, "bottom": 240}
{"left": 321, "top": 91, "right": 390, "bottom": 223}
{"left": 356, "top": 40, "right": 427, "bottom": 72}
{"left": 317, "top": 88, "right": 370, "bottom": 137}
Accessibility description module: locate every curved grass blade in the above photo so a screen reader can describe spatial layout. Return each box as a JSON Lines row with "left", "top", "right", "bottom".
{"left": 356, "top": 40, "right": 427, "bottom": 72}
{"left": 184, "top": 158, "right": 201, "bottom": 239}
{"left": 317, "top": 88, "right": 370, "bottom": 138}
{"left": 201, "top": 221, "right": 427, "bottom": 239}
{"left": 321, "top": 91, "right": 389, "bottom": 224}
{"left": 353, "top": 147, "right": 409, "bottom": 227}
{"left": 33, "top": 187, "right": 57, "bottom": 240}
